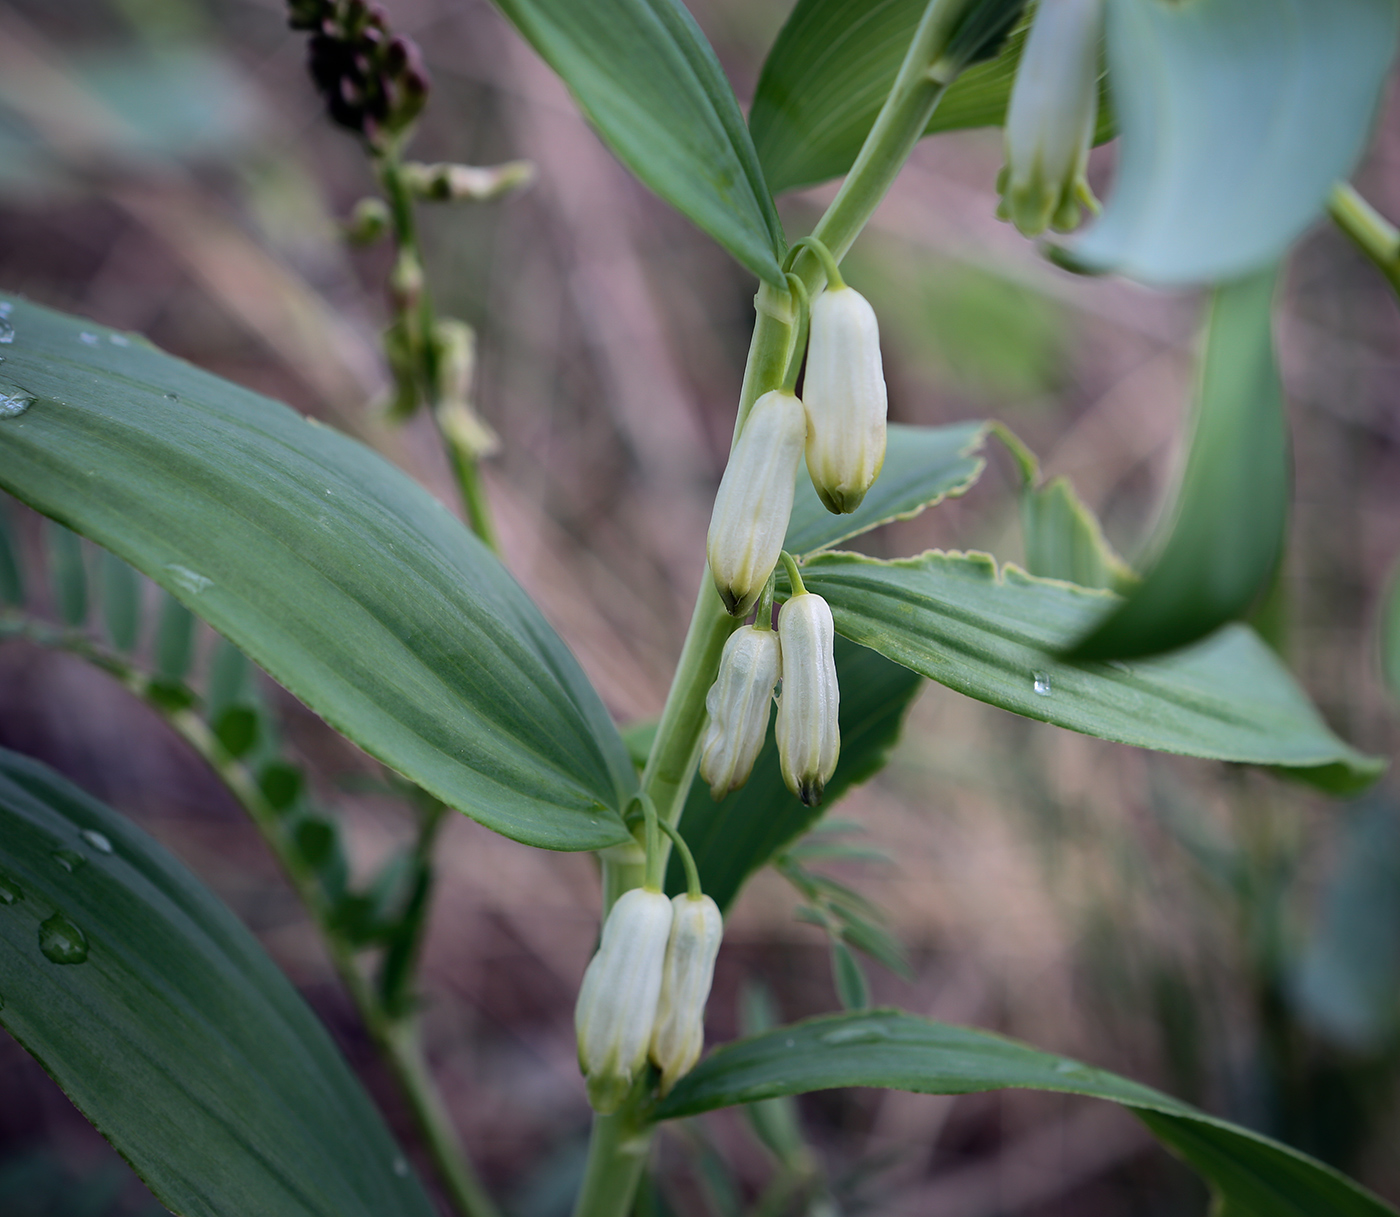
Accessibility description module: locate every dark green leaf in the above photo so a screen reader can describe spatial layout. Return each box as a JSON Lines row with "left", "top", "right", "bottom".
{"left": 0, "top": 295, "right": 635, "bottom": 851}
{"left": 1070, "top": 0, "right": 1399, "bottom": 284}
{"left": 657, "top": 1010, "right": 1398, "bottom": 1216}
{"left": 205, "top": 636, "right": 252, "bottom": 725}
{"left": 830, "top": 941, "right": 870, "bottom": 1010}
{"left": 1382, "top": 560, "right": 1400, "bottom": 703}
{"left": 490, "top": 0, "right": 785, "bottom": 285}
{"left": 797, "top": 550, "right": 1383, "bottom": 794}
{"left": 214, "top": 706, "right": 260, "bottom": 759}
{"left": 750, "top": 2, "right": 1114, "bottom": 197}
{"left": 1071, "top": 270, "right": 1288, "bottom": 660}
{"left": 667, "top": 637, "right": 922, "bottom": 910}
{"left": 0, "top": 747, "right": 438, "bottom": 1217}
{"left": 100, "top": 551, "right": 142, "bottom": 652}
{"left": 784, "top": 422, "right": 988, "bottom": 559}
{"left": 738, "top": 985, "right": 808, "bottom": 1165}
{"left": 46, "top": 522, "right": 87, "bottom": 627}
{"left": 154, "top": 592, "right": 197, "bottom": 684}
{"left": 0, "top": 498, "right": 23, "bottom": 606}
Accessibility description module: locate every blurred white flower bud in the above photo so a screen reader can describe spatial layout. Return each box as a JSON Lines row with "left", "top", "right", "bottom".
{"left": 775, "top": 592, "right": 840, "bottom": 806}
{"left": 650, "top": 893, "right": 724, "bottom": 1093}
{"left": 699, "top": 625, "right": 782, "bottom": 799}
{"left": 802, "top": 285, "right": 887, "bottom": 515}
{"left": 707, "top": 390, "right": 807, "bottom": 616}
{"left": 996, "top": 0, "right": 1104, "bottom": 237}
{"left": 574, "top": 887, "right": 673, "bottom": 1113}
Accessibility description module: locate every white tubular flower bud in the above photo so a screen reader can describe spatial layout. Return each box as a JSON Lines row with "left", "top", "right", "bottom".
{"left": 574, "top": 887, "right": 673, "bottom": 1113}
{"left": 996, "top": 0, "right": 1104, "bottom": 238}
{"left": 775, "top": 592, "right": 840, "bottom": 806}
{"left": 802, "top": 285, "right": 887, "bottom": 515}
{"left": 707, "top": 390, "right": 807, "bottom": 617}
{"left": 650, "top": 893, "right": 724, "bottom": 1094}
{"left": 699, "top": 625, "right": 782, "bottom": 800}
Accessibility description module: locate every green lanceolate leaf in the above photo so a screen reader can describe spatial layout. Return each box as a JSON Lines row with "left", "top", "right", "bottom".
{"left": 750, "top": 1, "right": 1114, "bottom": 197}
{"left": 1020, "top": 476, "right": 1135, "bottom": 594}
{"left": 0, "top": 747, "right": 439, "bottom": 1217}
{"left": 784, "top": 421, "right": 988, "bottom": 559}
{"left": 490, "top": 0, "right": 785, "bottom": 285}
{"left": 1070, "top": 0, "right": 1399, "bottom": 284}
{"left": 155, "top": 593, "right": 198, "bottom": 684}
{"left": 100, "top": 550, "right": 142, "bottom": 653}
{"left": 668, "top": 637, "right": 922, "bottom": 911}
{"left": 656, "top": 1010, "right": 1398, "bottom": 1217}
{"left": 0, "top": 296, "right": 635, "bottom": 851}
{"left": 796, "top": 550, "right": 1383, "bottom": 794}
{"left": 47, "top": 522, "right": 88, "bottom": 627}
{"left": 1071, "top": 270, "right": 1289, "bottom": 661}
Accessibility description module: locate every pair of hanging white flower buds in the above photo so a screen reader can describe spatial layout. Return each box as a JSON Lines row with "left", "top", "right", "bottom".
{"left": 703, "top": 242, "right": 887, "bottom": 807}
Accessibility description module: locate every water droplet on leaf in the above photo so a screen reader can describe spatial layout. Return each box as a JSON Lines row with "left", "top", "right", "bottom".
{"left": 0, "top": 384, "right": 34, "bottom": 419}
{"left": 819, "top": 1022, "right": 894, "bottom": 1046}
{"left": 81, "top": 830, "right": 114, "bottom": 855}
{"left": 0, "top": 318, "right": 14, "bottom": 344}
{"left": 52, "top": 849, "right": 86, "bottom": 873}
{"left": 39, "top": 913, "right": 89, "bottom": 964}
{"left": 0, "top": 874, "right": 22, "bottom": 905}
{"left": 79, "top": 332, "right": 99, "bottom": 346}
{"left": 392, "top": 1156, "right": 409, "bottom": 1177}
{"left": 164, "top": 392, "right": 179, "bottom": 401}
{"left": 166, "top": 564, "right": 213, "bottom": 594}
{"left": 1032, "top": 670, "right": 1052, "bottom": 696}
{"left": 109, "top": 333, "right": 130, "bottom": 347}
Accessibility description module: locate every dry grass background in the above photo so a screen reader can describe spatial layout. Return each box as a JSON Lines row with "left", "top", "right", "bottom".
{"left": 2, "top": 1, "right": 1400, "bottom": 1214}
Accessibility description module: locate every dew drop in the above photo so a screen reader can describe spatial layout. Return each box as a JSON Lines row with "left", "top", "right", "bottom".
{"left": 79, "top": 332, "right": 99, "bottom": 346}
{"left": 109, "top": 333, "right": 130, "bottom": 347}
{"left": 819, "top": 1022, "right": 894, "bottom": 1046}
{"left": 1108, "top": 660, "right": 1131, "bottom": 674}
{"left": 0, "top": 874, "right": 22, "bottom": 905}
{"left": 784, "top": 1038, "right": 795, "bottom": 1049}
{"left": 392, "top": 1155, "right": 409, "bottom": 1178}
{"left": 0, "top": 317, "right": 14, "bottom": 344}
{"left": 0, "top": 301, "right": 12, "bottom": 317}
{"left": 164, "top": 392, "right": 179, "bottom": 401}
{"left": 166, "top": 564, "right": 213, "bottom": 594}
{"left": 1031, "top": 670, "right": 1052, "bottom": 696}
{"left": 39, "top": 913, "right": 89, "bottom": 964}
{"left": 1054, "top": 1058, "right": 1088, "bottom": 1076}
{"left": 0, "top": 385, "right": 34, "bottom": 419}
{"left": 81, "top": 829, "right": 114, "bottom": 855}
{"left": 52, "top": 849, "right": 86, "bottom": 874}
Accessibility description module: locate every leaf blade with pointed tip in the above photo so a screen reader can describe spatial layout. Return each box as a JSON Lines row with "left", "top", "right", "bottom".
{"left": 490, "top": 0, "right": 786, "bottom": 285}
{"left": 655, "top": 1010, "right": 1398, "bottom": 1217}
{"left": 1069, "top": 0, "right": 1399, "bottom": 285}
{"left": 1070, "top": 269, "right": 1289, "bottom": 661}
{"left": 0, "top": 295, "right": 635, "bottom": 851}
{"left": 796, "top": 549, "right": 1383, "bottom": 794}
{"left": 0, "top": 746, "right": 440, "bottom": 1217}
{"left": 784, "top": 422, "right": 989, "bottom": 559}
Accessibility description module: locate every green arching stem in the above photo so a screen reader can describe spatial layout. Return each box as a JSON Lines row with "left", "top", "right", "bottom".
{"left": 1329, "top": 182, "right": 1400, "bottom": 297}
{"left": 640, "top": 794, "right": 664, "bottom": 891}
{"left": 779, "top": 551, "right": 807, "bottom": 598}
{"left": 375, "top": 148, "right": 502, "bottom": 553}
{"left": 0, "top": 616, "right": 503, "bottom": 1217}
{"left": 585, "top": 3, "right": 980, "bottom": 1211}
{"left": 784, "top": 236, "right": 844, "bottom": 291}
{"left": 779, "top": 275, "right": 811, "bottom": 395}
{"left": 658, "top": 819, "right": 703, "bottom": 900}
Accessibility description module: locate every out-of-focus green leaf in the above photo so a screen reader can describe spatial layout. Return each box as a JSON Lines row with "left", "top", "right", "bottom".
{"left": 0, "top": 747, "right": 439, "bottom": 1217}
{"left": 1071, "top": 270, "right": 1288, "bottom": 660}
{"left": 668, "top": 638, "right": 922, "bottom": 911}
{"left": 785, "top": 422, "right": 988, "bottom": 558}
{"left": 750, "top": 1, "right": 1114, "bottom": 197}
{"left": 1383, "top": 561, "right": 1400, "bottom": 703}
{"left": 0, "top": 497, "right": 22, "bottom": 606}
{"left": 46, "top": 522, "right": 87, "bottom": 627}
{"left": 830, "top": 940, "right": 871, "bottom": 1010}
{"left": 657, "top": 1010, "right": 1400, "bottom": 1216}
{"left": 154, "top": 592, "right": 197, "bottom": 684}
{"left": 489, "top": 0, "right": 785, "bottom": 284}
{"left": 1293, "top": 799, "right": 1400, "bottom": 1050}
{"left": 0, "top": 295, "right": 635, "bottom": 851}
{"left": 1070, "top": 0, "right": 1399, "bottom": 285}
{"left": 796, "top": 550, "right": 1383, "bottom": 794}
{"left": 100, "top": 551, "right": 142, "bottom": 653}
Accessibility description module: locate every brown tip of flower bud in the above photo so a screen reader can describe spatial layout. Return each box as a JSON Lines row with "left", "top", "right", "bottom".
{"left": 797, "top": 777, "right": 825, "bottom": 807}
